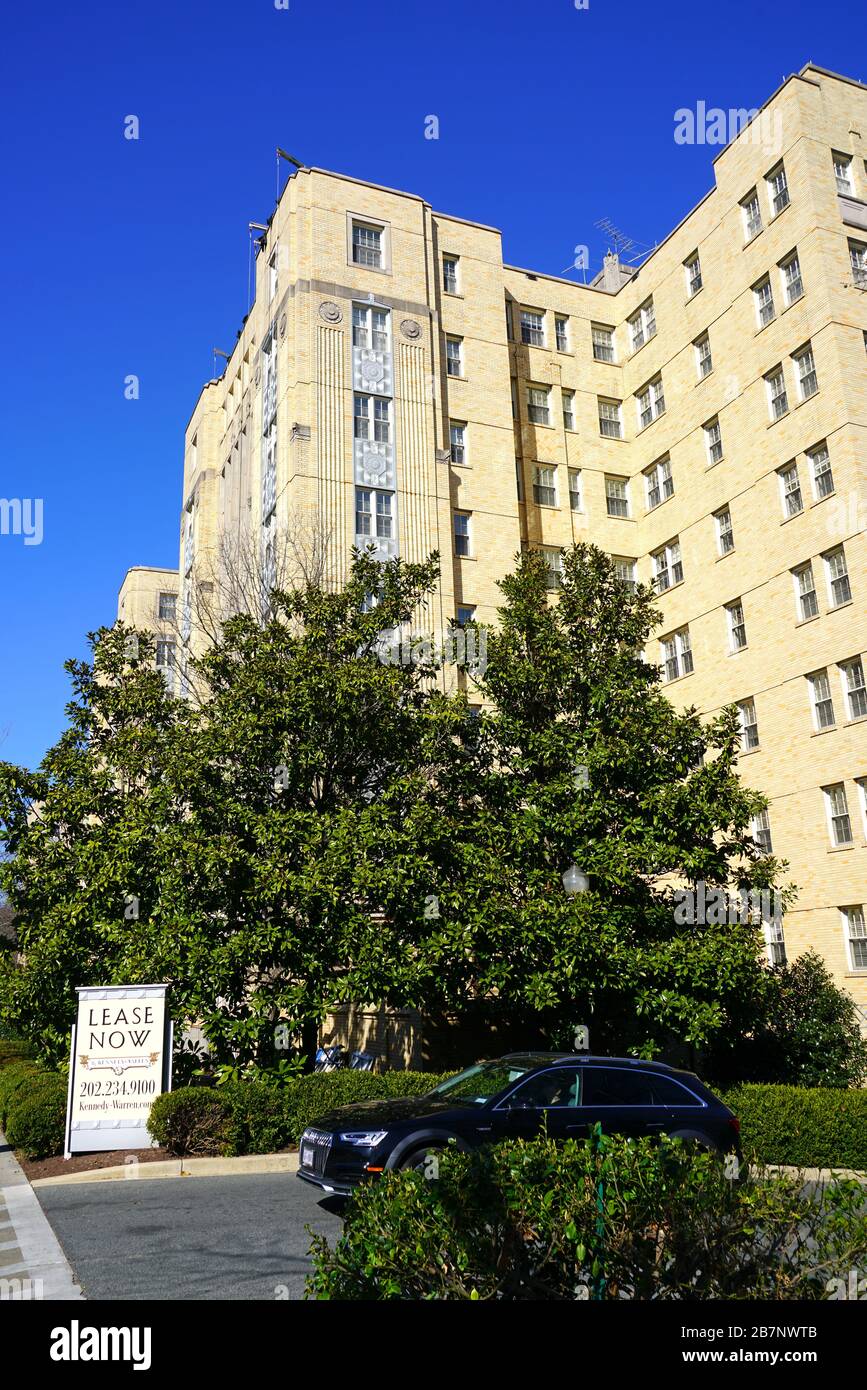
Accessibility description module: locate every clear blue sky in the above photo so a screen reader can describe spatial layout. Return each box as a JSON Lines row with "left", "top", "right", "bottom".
{"left": 1, "top": 0, "right": 864, "bottom": 772}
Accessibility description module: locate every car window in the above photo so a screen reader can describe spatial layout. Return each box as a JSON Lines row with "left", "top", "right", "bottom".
{"left": 430, "top": 1062, "right": 531, "bottom": 1104}
{"left": 647, "top": 1075, "right": 703, "bottom": 1107}
{"left": 502, "top": 1068, "right": 582, "bottom": 1109}
{"left": 582, "top": 1068, "right": 656, "bottom": 1106}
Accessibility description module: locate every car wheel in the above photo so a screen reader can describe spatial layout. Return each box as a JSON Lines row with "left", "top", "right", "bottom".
{"left": 400, "top": 1144, "right": 445, "bottom": 1174}
{"left": 668, "top": 1129, "right": 720, "bottom": 1154}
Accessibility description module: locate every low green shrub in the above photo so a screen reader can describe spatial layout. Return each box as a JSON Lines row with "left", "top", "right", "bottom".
{"left": 5, "top": 1075, "right": 68, "bottom": 1160}
{"left": 0, "top": 1060, "right": 40, "bottom": 1128}
{"left": 0, "top": 1039, "right": 33, "bottom": 1067}
{"left": 724, "top": 1083, "right": 867, "bottom": 1170}
{"left": 307, "top": 1131, "right": 867, "bottom": 1301}
{"left": 286, "top": 1071, "right": 453, "bottom": 1143}
{"left": 221, "top": 1081, "right": 294, "bottom": 1156}
{"left": 146, "top": 1087, "right": 230, "bottom": 1156}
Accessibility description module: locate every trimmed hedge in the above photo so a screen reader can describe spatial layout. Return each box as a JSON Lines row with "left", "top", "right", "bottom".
{"left": 0, "top": 1061, "right": 41, "bottom": 1129}
{"left": 723, "top": 1083, "right": 867, "bottom": 1170}
{"left": 221, "top": 1081, "right": 294, "bottom": 1156}
{"left": 285, "top": 1071, "right": 453, "bottom": 1143}
{"left": 146, "top": 1087, "right": 230, "bottom": 1156}
{"left": 5, "top": 1075, "right": 68, "bottom": 1161}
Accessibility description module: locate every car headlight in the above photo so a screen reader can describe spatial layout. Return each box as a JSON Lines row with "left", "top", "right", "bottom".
{"left": 338, "top": 1130, "right": 388, "bottom": 1147}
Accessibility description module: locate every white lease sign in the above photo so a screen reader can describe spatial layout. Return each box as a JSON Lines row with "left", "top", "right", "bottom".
{"left": 65, "top": 984, "right": 172, "bottom": 1156}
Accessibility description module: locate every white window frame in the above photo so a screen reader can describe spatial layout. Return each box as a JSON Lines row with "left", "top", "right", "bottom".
{"left": 533, "top": 464, "right": 558, "bottom": 508}
{"left": 780, "top": 252, "right": 804, "bottom": 306}
{"left": 715, "top": 507, "right": 734, "bottom": 556}
{"left": 751, "top": 809, "right": 773, "bottom": 854}
{"left": 442, "top": 255, "right": 460, "bottom": 295}
{"left": 695, "top": 333, "right": 713, "bottom": 380}
{"left": 849, "top": 240, "right": 867, "bottom": 290}
{"left": 842, "top": 906, "right": 867, "bottom": 972}
{"left": 520, "top": 309, "right": 545, "bottom": 347}
{"left": 354, "top": 393, "right": 391, "bottom": 444}
{"left": 527, "top": 385, "right": 551, "bottom": 426}
{"left": 793, "top": 562, "right": 819, "bottom": 622}
{"left": 353, "top": 303, "right": 390, "bottom": 351}
{"left": 355, "top": 487, "right": 393, "bottom": 541}
{"left": 726, "top": 599, "right": 748, "bottom": 652}
{"left": 824, "top": 783, "right": 854, "bottom": 847}
{"left": 453, "top": 511, "right": 471, "bottom": 557}
{"left": 660, "top": 628, "right": 693, "bottom": 682}
{"left": 808, "top": 669, "right": 836, "bottom": 731}
{"left": 653, "top": 538, "right": 683, "bottom": 592}
{"left": 766, "top": 365, "right": 789, "bottom": 421}
{"left": 778, "top": 462, "right": 803, "bottom": 519}
{"left": 445, "top": 335, "right": 463, "bottom": 377}
{"left": 824, "top": 547, "right": 852, "bottom": 609}
{"left": 568, "top": 468, "right": 581, "bottom": 511}
{"left": 738, "top": 698, "right": 759, "bottom": 750}
{"left": 449, "top": 420, "right": 467, "bottom": 465}
{"left": 741, "top": 189, "right": 763, "bottom": 241}
{"left": 541, "top": 546, "right": 564, "bottom": 590}
{"left": 591, "top": 323, "right": 615, "bottom": 363}
{"left": 644, "top": 455, "right": 673, "bottom": 510}
{"left": 839, "top": 657, "right": 867, "bottom": 721}
{"left": 685, "top": 253, "right": 702, "bottom": 297}
{"left": 629, "top": 299, "right": 656, "bottom": 352}
{"left": 833, "top": 152, "right": 854, "bottom": 197}
{"left": 598, "top": 398, "right": 623, "bottom": 439}
{"left": 555, "top": 316, "right": 569, "bottom": 352}
{"left": 605, "top": 475, "right": 629, "bottom": 518}
{"left": 808, "top": 442, "right": 834, "bottom": 500}
{"left": 793, "top": 344, "right": 818, "bottom": 401}
{"left": 704, "top": 417, "right": 723, "bottom": 466}
{"left": 351, "top": 219, "right": 385, "bottom": 270}
{"left": 562, "top": 390, "right": 576, "bottom": 431}
{"left": 754, "top": 276, "right": 776, "bottom": 328}
{"left": 637, "top": 377, "right": 665, "bottom": 430}
{"left": 766, "top": 163, "right": 790, "bottom": 218}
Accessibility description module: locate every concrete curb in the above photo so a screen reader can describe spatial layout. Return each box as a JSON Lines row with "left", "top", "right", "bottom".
{"left": 0, "top": 1134, "right": 84, "bottom": 1299}
{"left": 30, "top": 1150, "right": 300, "bottom": 1188}
{"left": 761, "top": 1163, "right": 867, "bottom": 1183}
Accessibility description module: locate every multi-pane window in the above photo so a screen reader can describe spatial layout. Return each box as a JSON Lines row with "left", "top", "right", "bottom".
{"left": 605, "top": 475, "right": 629, "bottom": 518}
{"left": 527, "top": 386, "right": 550, "bottom": 425}
{"left": 453, "top": 511, "right": 471, "bottom": 557}
{"left": 645, "top": 455, "right": 673, "bottom": 509}
{"left": 825, "top": 783, "right": 853, "bottom": 846}
{"left": 766, "top": 366, "right": 789, "bottom": 421}
{"left": 354, "top": 394, "right": 391, "bottom": 443}
{"left": 613, "top": 556, "right": 636, "bottom": 589}
{"left": 685, "top": 252, "right": 702, "bottom": 296}
{"left": 767, "top": 162, "right": 790, "bottom": 217}
{"left": 695, "top": 333, "right": 713, "bottom": 379}
{"left": 840, "top": 657, "right": 867, "bottom": 720}
{"left": 809, "top": 670, "right": 836, "bottom": 730}
{"left": 778, "top": 462, "right": 803, "bottom": 518}
{"left": 780, "top": 253, "right": 804, "bottom": 305}
{"left": 793, "top": 563, "right": 819, "bottom": 621}
{"left": 843, "top": 906, "right": 867, "bottom": 970}
{"left": 353, "top": 304, "right": 389, "bottom": 350}
{"left": 661, "top": 628, "right": 693, "bottom": 682}
{"left": 765, "top": 919, "right": 787, "bottom": 967}
{"left": 825, "top": 547, "right": 852, "bottom": 607}
{"left": 727, "top": 600, "right": 748, "bottom": 652}
{"left": 754, "top": 277, "right": 776, "bottom": 327}
{"left": 352, "top": 222, "right": 383, "bottom": 268}
{"left": 446, "top": 336, "right": 463, "bottom": 376}
{"left": 808, "top": 442, "right": 834, "bottom": 499}
{"left": 834, "top": 152, "right": 854, "bottom": 196}
{"left": 449, "top": 421, "right": 467, "bottom": 465}
{"left": 541, "top": 547, "right": 564, "bottom": 590}
{"left": 591, "top": 323, "right": 615, "bottom": 362}
{"left": 849, "top": 240, "right": 867, "bottom": 289}
{"left": 794, "top": 344, "right": 818, "bottom": 400}
{"left": 156, "top": 639, "right": 175, "bottom": 670}
{"left": 738, "top": 698, "right": 759, "bottom": 750}
{"left": 653, "top": 539, "right": 683, "bottom": 592}
{"left": 629, "top": 299, "right": 656, "bottom": 351}
{"left": 598, "top": 398, "right": 623, "bottom": 439}
{"left": 716, "top": 507, "right": 734, "bottom": 556}
{"left": 741, "top": 190, "right": 763, "bottom": 240}
{"left": 752, "top": 809, "right": 773, "bottom": 854}
{"left": 355, "top": 488, "right": 393, "bottom": 539}
{"left": 533, "top": 465, "right": 557, "bottom": 507}
{"left": 443, "top": 255, "right": 459, "bottom": 294}
{"left": 158, "top": 592, "right": 176, "bottom": 622}
{"left": 568, "top": 469, "right": 581, "bottom": 511}
{"left": 637, "top": 377, "right": 665, "bottom": 429}
{"left": 704, "top": 417, "right": 723, "bottom": 465}
{"left": 562, "top": 390, "right": 576, "bottom": 431}
{"left": 555, "top": 316, "right": 569, "bottom": 352}
{"left": 520, "top": 309, "right": 545, "bottom": 347}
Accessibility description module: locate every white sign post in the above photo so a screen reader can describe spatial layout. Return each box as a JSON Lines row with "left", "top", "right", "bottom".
{"left": 64, "top": 984, "right": 172, "bottom": 1157}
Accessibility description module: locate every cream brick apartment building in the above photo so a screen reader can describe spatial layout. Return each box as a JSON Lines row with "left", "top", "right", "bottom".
{"left": 119, "top": 64, "right": 867, "bottom": 1017}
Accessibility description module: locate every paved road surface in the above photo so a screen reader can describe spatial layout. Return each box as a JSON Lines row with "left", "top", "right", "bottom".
{"left": 36, "top": 1174, "right": 343, "bottom": 1300}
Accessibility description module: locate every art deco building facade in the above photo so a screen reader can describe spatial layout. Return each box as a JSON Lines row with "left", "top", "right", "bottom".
{"left": 120, "top": 64, "right": 867, "bottom": 1018}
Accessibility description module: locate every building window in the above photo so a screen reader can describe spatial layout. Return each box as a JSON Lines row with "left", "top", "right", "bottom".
{"left": 449, "top": 421, "right": 467, "bottom": 465}
{"left": 848, "top": 240, "right": 867, "bottom": 289}
{"left": 356, "top": 488, "right": 393, "bottom": 539}
{"left": 695, "top": 333, "right": 713, "bottom": 380}
{"left": 598, "top": 398, "right": 623, "bottom": 439}
{"left": 809, "top": 670, "right": 836, "bottom": 730}
{"left": 653, "top": 539, "right": 683, "bottom": 592}
{"left": 840, "top": 656, "right": 867, "bottom": 720}
{"left": 443, "top": 255, "right": 459, "bottom": 294}
{"left": 515, "top": 457, "right": 523, "bottom": 502}
{"left": 527, "top": 385, "right": 550, "bottom": 425}
{"left": 456, "top": 605, "right": 476, "bottom": 626}
{"left": 741, "top": 189, "right": 763, "bottom": 241}
{"left": 766, "top": 162, "right": 790, "bottom": 217}
{"left": 825, "top": 783, "right": 853, "bottom": 846}
{"left": 637, "top": 376, "right": 665, "bottom": 429}
{"left": 629, "top": 299, "right": 656, "bottom": 352}
{"left": 754, "top": 276, "right": 776, "bottom": 328}
{"left": 605, "top": 475, "right": 629, "bottom": 518}
{"left": 541, "top": 547, "right": 564, "bottom": 590}
{"left": 268, "top": 251, "right": 278, "bottom": 303}
{"left": 555, "top": 316, "right": 569, "bottom": 352}
{"left": 704, "top": 417, "right": 723, "bottom": 465}
{"left": 715, "top": 507, "right": 734, "bottom": 556}
{"left": 778, "top": 462, "right": 803, "bottom": 518}
{"left": 739, "top": 698, "right": 759, "bottom": 750}
{"left": 765, "top": 919, "right": 787, "bottom": 967}
{"left": 752, "top": 809, "right": 773, "bottom": 854}
{"left": 591, "top": 323, "right": 615, "bottom": 362}
{"left": 843, "top": 906, "right": 867, "bottom": 970}
{"left": 766, "top": 365, "right": 789, "bottom": 421}
{"left": 780, "top": 252, "right": 804, "bottom": 306}
{"left": 453, "top": 511, "right": 471, "bottom": 557}
{"left": 520, "top": 309, "right": 545, "bottom": 347}
{"left": 833, "top": 152, "right": 854, "bottom": 196}
{"left": 533, "top": 465, "right": 557, "bottom": 508}
{"left": 727, "top": 600, "right": 748, "bottom": 652}
{"left": 793, "top": 562, "right": 819, "bottom": 621}
{"left": 613, "top": 556, "right": 636, "bottom": 589}
{"left": 156, "top": 639, "right": 175, "bottom": 670}
{"left": 824, "top": 547, "right": 852, "bottom": 608}
{"left": 685, "top": 252, "right": 702, "bottom": 296}
{"left": 794, "top": 344, "right": 818, "bottom": 400}
{"left": 645, "top": 455, "right": 673, "bottom": 510}
{"left": 158, "top": 592, "right": 176, "bottom": 622}
{"left": 353, "top": 304, "right": 389, "bottom": 350}
{"left": 661, "top": 628, "right": 693, "bottom": 682}
{"left": 354, "top": 394, "right": 391, "bottom": 443}
{"left": 352, "top": 221, "right": 383, "bottom": 268}
{"left": 446, "top": 336, "right": 463, "bottom": 376}
{"left": 808, "top": 442, "right": 834, "bottom": 499}
{"left": 505, "top": 299, "right": 513, "bottom": 339}
{"left": 568, "top": 469, "right": 581, "bottom": 511}
{"left": 562, "top": 390, "right": 576, "bottom": 431}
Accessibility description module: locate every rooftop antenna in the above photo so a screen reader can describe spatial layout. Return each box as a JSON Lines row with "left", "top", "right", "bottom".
{"left": 276, "top": 147, "right": 306, "bottom": 201}
{"left": 212, "top": 347, "right": 230, "bottom": 378}
{"left": 248, "top": 221, "right": 268, "bottom": 309}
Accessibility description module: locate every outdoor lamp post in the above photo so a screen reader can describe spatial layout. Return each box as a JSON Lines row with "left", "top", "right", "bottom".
{"left": 562, "top": 863, "right": 589, "bottom": 895}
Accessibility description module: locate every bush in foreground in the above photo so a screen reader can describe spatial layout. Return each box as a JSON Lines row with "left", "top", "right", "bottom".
{"left": 146, "top": 1087, "right": 230, "bottom": 1156}
{"left": 307, "top": 1132, "right": 867, "bottom": 1301}
{"left": 5, "top": 1074, "right": 68, "bottom": 1160}
{"left": 724, "top": 1083, "right": 867, "bottom": 1170}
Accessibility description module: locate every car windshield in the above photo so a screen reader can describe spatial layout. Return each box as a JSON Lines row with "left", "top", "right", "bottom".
{"left": 429, "top": 1061, "right": 532, "bottom": 1106}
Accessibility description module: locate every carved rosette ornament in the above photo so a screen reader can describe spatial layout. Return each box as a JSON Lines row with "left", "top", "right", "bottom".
{"left": 318, "top": 300, "right": 343, "bottom": 324}
{"left": 400, "top": 318, "right": 422, "bottom": 340}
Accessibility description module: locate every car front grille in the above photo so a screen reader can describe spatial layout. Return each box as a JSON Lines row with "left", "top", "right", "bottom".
{"left": 300, "top": 1128, "right": 333, "bottom": 1176}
